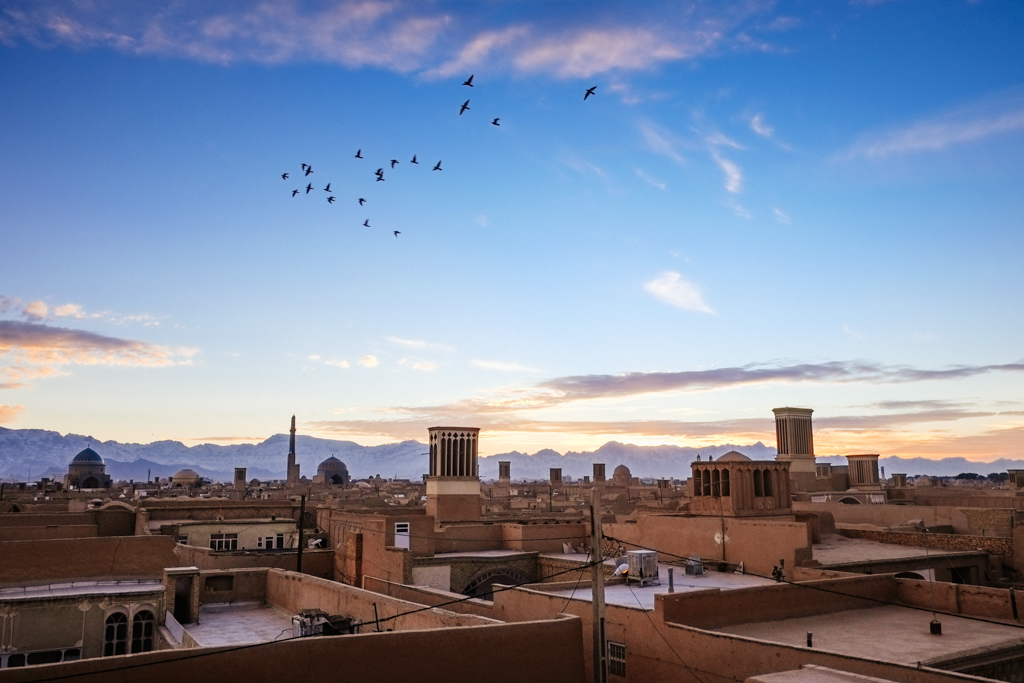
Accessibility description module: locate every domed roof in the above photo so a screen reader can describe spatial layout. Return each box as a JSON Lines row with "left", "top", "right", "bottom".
{"left": 317, "top": 456, "right": 349, "bottom": 473}
{"left": 172, "top": 468, "right": 201, "bottom": 481}
{"left": 716, "top": 450, "right": 751, "bottom": 462}
{"left": 613, "top": 464, "right": 631, "bottom": 476}
{"left": 72, "top": 447, "right": 104, "bottom": 464}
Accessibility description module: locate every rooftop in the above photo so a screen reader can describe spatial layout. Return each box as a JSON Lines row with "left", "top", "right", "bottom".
{"left": 718, "top": 604, "right": 1024, "bottom": 665}
{"left": 0, "top": 579, "right": 164, "bottom": 602}
{"left": 184, "top": 602, "right": 295, "bottom": 647}
{"left": 813, "top": 534, "right": 984, "bottom": 566}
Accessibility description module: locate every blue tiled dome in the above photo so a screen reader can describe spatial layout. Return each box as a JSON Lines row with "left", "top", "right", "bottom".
{"left": 71, "top": 447, "right": 104, "bottom": 464}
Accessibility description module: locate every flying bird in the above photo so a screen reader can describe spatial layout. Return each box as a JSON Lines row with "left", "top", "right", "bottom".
{"left": 459, "top": 100, "right": 470, "bottom": 115}
{"left": 411, "top": 155, "right": 418, "bottom": 164}
{"left": 301, "top": 164, "right": 308, "bottom": 170}
{"left": 433, "top": 160, "right": 442, "bottom": 171}
{"left": 492, "top": 118, "right": 500, "bottom": 126}
{"left": 358, "top": 198, "right": 366, "bottom": 206}
{"left": 376, "top": 175, "right": 385, "bottom": 182}
{"left": 305, "top": 165, "right": 314, "bottom": 176}
{"left": 393, "top": 231, "right": 401, "bottom": 237}
{"left": 391, "top": 159, "right": 399, "bottom": 168}
{"left": 281, "top": 173, "right": 289, "bottom": 180}
{"left": 363, "top": 219, "right": 370, "bottom": 227}
{"left": 323, "top": 183, "right": 331, "bottom": 192}
{"left": 327, "top": 196, "right": 335, "bottom": 204}
{"left": 584, "top": 86, "right": 596, "bottom": 100}
{"left": 463, "top": 75, "right": 474, "bottom": 87}
{"left": 354, "top": 149, "right": 363, "bottom": 159}
{"left": 305, "top": 183, "right": 313, "bottom": 193}
{"left": 291, "top": 189, "right": 299, "bottom": 197}
{"left": 375, "top": 168, "right": 384, "bottom": 176}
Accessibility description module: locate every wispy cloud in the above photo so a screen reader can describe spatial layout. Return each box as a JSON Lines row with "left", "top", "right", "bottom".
{"left": 635, "top": 168, "right": 666, "bottom": 190}
{"left": 426, "top": 25, "right": 530, "bottom": 78}
{"left": 839, "top": 89, "right": 1024, "bottom": 160}
{"left": 772, "top": 207, "right": 791, "bottom": 224}
{"left": 645, "top": 272, "right": 715, "bottom": 314}
{"left": 638, "top": 120, "right": 687, "bottom": 164}
{"left": 359, "top": 355, "right": 379, "bottom": 368}
{"left": 749, "top": 113, "right": 774, "bottom": 138}
{"left": 472, "top": 360, "right": 539, "bottom": 373}
{"left": 709, "top": 148, "right": 743, "bottom": 193}
{"left": 1, "top": 294, "right": 160, "bottom": 326}
{"left": 386, "top": 336, "right": 452, "bottom": 351}
{"left": 0, "top": 320, "right": 197, "bottom": 388}
{"left": 325, "top": 359, "right": 350, "bottom": 368}
{"left": 0, "top": 404, "right": 24, "bottom": 423}
{"left": 560, "top": 153, "right": 609, "bottom": 180}
{"left": 842, "top": 323, "right": 865, "bottom": 340}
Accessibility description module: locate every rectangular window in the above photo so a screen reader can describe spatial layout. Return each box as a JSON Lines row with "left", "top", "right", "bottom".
{"left": 608, "top": 641, "right": 626, "bottom": 677}
{"left": 276, "top": 533, "right": 285, "bottom": 548}
{"left": 394, "top": 522, "right": 411, "bottom": 549}
{"left": 209, "top": 533, "right": 238, "bottom": 551}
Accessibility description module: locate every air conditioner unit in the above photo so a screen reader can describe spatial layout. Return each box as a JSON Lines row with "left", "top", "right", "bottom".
{"left": 292, "top": 608, "right": 329, "bottom": 638}
{"left": 626, "top": 550, "right": 660, "bottom": 586}
{"left": 684, "top": 557, "right": 704, "bottom": 576}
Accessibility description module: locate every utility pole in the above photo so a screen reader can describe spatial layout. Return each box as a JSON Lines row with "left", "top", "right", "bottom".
{"left": 296, "top": 494, "right": 306, "bottom": 574}
{"left": 590, "top": 488, "right": 607, "bottom": 683}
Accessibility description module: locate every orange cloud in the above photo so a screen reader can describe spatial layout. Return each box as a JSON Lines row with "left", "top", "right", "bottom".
{"left": 0, "top": 404, "right": 24, "bottom": 423}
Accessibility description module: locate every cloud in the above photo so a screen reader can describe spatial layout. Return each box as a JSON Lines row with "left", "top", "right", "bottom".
{"left": 869, "top": 399, "right": 969, "bottom": 411}
{"left": 22, "top": 300, "right": 48, "bottom": 321}
{"left": 726, "top": 198, "right": 751, "bottom": 219}
{"left": 0, "top": 296, "right": 20, "bottom": 314}
{"left": 325, "top": 359, "right": 350, "bottom": 368}
{"left": 386, "top": 336, "right": 452, "bottom": 352}
{"left": 772, "top": 207, "right": 791, "bottom": 224}
{"left": 645, "top": 272, "right": 715, "bottom": 314}
{"left": 426, "top": 25, "right": 530, "bottom": 78}
{"left": 0, "top": 320, "right": 196, "bottom": 388}
{"left": 750, "top": 113, "right": 774, "bottom": 138}
{"left": 0, "top": 404, "right": 24, "bottom": 423}
{"left": 472, "top": 360, "right": 539, "bottom": 373}
{"left": 839, "top": 90, "right": 1024, "bottom": 160}
{"left": 560, "top": 153, "right": 609, "bottom": 181}
{"left": 842, "top": 323, "right": 864, "bottom": 340}
{"left": 2, "top": 294, "right": 159, "bottom": 326}
{"left": 411, "top": 361, "right": 437, "bottom": 371}
{"left": 308, "top": 354, "right": 322, "bottom": 361}
{"left": 639, "top": 120, "right": 687, "bottom": 164}
{"left": 709, "top": 148, "right": 743, "bottom": 193}
{"left": 359, "top": 355, "right": 379, "bottom": 368}
{"left": 635, "top": 168, "right": 666, "bottom": 190}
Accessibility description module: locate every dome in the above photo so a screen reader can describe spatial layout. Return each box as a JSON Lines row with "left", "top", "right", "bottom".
{"left": 613, "top": 465, "right": 631, "bottom": 477}
{"left": 317, "top": 456, "right": 348, "bottom": 473}
{"left": 716, "top": 450, "right": 751, "bottom": 462}
{"left": 171, "top": 469, "right": 202, "bottom": 486}
{"left": 71, "top": 447, "right": 104, "bottom": 464}
{"left": 317, "top": 456, "right": 350, "bottom": 485}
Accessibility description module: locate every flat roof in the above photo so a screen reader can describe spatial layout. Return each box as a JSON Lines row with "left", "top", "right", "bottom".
{"left": 432, "top": 549, "right": 534, "bottom": 558}
{"left": 0, "top": 579, "right": 164, "bottom": 602}
{"left": 718, "top": 605, "right": 1024, "bottom": 664}
{"left": 540, "top": 563, "right": 776, "bottom": 610}
{"left": 184, "top": 602, "right": 295, "bottom": 647}
{"left": 813, "top": 534, "right": 983, "bottom": 566}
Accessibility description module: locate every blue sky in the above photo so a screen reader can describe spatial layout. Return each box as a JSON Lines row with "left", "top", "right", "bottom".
{"left": 1, "top": 0, "right": 1023, "bottom": 460}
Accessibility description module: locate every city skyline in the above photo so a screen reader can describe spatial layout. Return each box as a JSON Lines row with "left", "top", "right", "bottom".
{"left": 1, "top": 1, "right": 1022, "bottom": 461}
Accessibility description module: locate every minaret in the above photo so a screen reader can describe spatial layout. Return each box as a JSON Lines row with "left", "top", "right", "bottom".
{"left": 287, "top": 415, "right": 299, "bottom": 485}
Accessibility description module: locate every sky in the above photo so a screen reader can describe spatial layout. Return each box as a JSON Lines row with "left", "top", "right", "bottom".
{"left": 1, "top": 0, "right": 1023, "bottom": 461}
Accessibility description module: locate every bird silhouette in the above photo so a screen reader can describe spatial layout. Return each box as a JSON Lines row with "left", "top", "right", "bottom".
{"left": 390, "top": 159, "right": 398, "bottom": 168}
{"left": 433, "top": 160, "right": 442, "bottom": 171}
{"left": 324, "top": 183, "right": 331, "bottom": 192}
{"left": 358, "top": 198, "right": 366, "bottom": 206}
{"left": 463, "top": 75, "right": 474, "bottom": 87}
{"left": 460, "top": 100, "right": 470, "bottom": 115}
{"left": 292, "top": 189, "right": 299, "bottom": 197}
{"left": 327, "top": 196, "right": 335, "bottom": 204}
{"left": 281, "top": 173, "right": 289, "bottom": 180}
{"left": 411, "top": 155, "right": 418, "bottom": 164}
{"left": 355, "top": 149, "right": 363, "bottom": 159}
{"left": 394, "top": 231, "right": 401, "bottom": 237}
{"left": 301, "top": 164, "right": 309, "bottom": 171}
{"left": 492, "top": 118, "right": 500, "bottom": 126}
{"left": 584, "top": 86, "right": 596, "bottom": 100}
{"left": 363, "top": 220, "right": 370, "bottom": 227}
{"left": 305, "top": 183, "right": 313, "bottom": 193}
{"left": 375, "top": 168, "right": 384, "bottom": 176}
{"left": 305, "top": 165, "right": 314, "bottom": 176}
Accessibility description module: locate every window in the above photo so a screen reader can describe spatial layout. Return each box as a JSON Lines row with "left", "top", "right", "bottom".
{"left": 209, "top": 533, "right": 238, "bottom": 551}
{"left": 276, "top": 533, "right": 285, "bottom": 548}
{"left": 721, "top": 469, "right": 730, "bottom": 497}
{"left": 131, "top": 611, "right": 155, "bottom": 653}
{"left": 608, "top": 641, "right": 626, "bottom": 677}
{"left": 177, "top": 536, "right": 189, "bottom": 545}
{"left": 394, "top": 522, "right": 411, "bottom": 550}
{"left": 104, "top": 612, "right": 128, "bottom": 656}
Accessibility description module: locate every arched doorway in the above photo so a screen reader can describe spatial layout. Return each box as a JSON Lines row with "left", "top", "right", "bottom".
{"left": 894, "top": 571, "right": 925, "bottom": 580}
{"left": 463, "top": 568, "right": 531, "bottom": 600}
{"left": 838, "top": 497, "right": 861, "bottom": 504}
{"left": 330, "top": 474, "right": 345, "bottom": 485}
{"left": 81, "top": 476, "right": 100, "bottom": 489}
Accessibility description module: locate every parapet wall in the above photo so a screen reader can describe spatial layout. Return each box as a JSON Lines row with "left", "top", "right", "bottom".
{"left": 838, "top": 527, "right": 1012, "bottom": 558}
{"left": 0, "top": 535, "right": 179, "bottom": 586}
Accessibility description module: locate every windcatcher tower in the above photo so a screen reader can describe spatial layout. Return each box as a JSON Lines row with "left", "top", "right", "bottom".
{"left": 287, "top": 415, "right": 300, "bottom": 485}
{"left": 772, "top": 407, "right": 815, "bottom": 491}
{"left": 426, "top": 427, "right": 481, "bottom": 522}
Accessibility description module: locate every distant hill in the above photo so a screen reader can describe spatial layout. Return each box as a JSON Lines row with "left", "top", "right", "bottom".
{"left": 1, "top": 426, "right": 1019, "bottom": 483}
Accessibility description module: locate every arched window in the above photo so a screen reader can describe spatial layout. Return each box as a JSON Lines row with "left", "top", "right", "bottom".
{"left": 763, "top": 469, "right": 773, "bottom": 497}
{"left": 104, "top": 612, "right": 128, "bottom": 656}
{"left": 702, "top": 470, "right": 712, "bottom": 496}
{"left": 131, "top": 611, "right": 155, "bottom": 653}
{"left": 753, "top": 469, "right": 764, "bottom": 497}
{"left": 711, "top": 470, "right": 720, "bottom": 497}
{"left": 721, "top": 469, "right": 731, "bottom": 497}
{"left": 692, "top": 472, "right": 702, "bottom": 496}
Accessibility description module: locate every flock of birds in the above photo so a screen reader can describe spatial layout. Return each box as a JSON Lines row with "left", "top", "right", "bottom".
{"left": 280, "top": 76, "right": 597, "bottom": 238}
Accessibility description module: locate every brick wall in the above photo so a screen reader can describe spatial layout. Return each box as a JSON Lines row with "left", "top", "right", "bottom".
{"left": 838, "top": 527, "right": 1012, "bottom": 558}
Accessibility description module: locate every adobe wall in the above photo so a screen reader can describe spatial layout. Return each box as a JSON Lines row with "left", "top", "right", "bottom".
{"left": 795, "top": 502, "right": 974, "bottom": 534}
{"left": 499, "top": 522, "right": 588, "bottom": 552}
{"left": 656, "top": 575, "right": 897, "bottom": 629}
{"left": 0, "top": 616, "right": 586, "bottom": 683}
{"left": 0, "top": 512, "right": 96, "bottom": 528}
{"left": 895, "top": 577, "right": 1024, "bottom": 622}
{"left": 319, "top": 510, "right": 416, "bottom": 585}
{"left": 0, "top": 524, "right": 96, "bottom": 541}
{"left": 838, "top": 528, "right": 1012, "bottom": 558}
{"left": 0, "top": 536, "right": 179, "bottom": 586}
{"left": 411, "top": 553, "right": 538, "bottom": 594}
{"left": 139, "top": 500, "right": 299, "bottom": 522}
{"left": 265, "top": 569, "right": 501, "bottom": 631}
{"left": 173, "top": 544, "right": 333, "bottom": 578}
{"left": 196, "top": 568, "right": 268, "bottom": 604}
{"left": 362, "top": 576, "right": 498, "bottom": 619}
{"left": 605, "top": 513, "right": 813, "bottom": 576}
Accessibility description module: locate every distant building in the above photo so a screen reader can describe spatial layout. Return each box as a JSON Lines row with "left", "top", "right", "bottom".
{"left": 315, "top": 456, "right": 350, "bottom": 486}
{"left": 64, "top": 447, "right": 111, "bottom": 490}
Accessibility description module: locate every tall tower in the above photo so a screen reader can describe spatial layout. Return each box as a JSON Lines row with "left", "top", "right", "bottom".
{"left": 426, "top": 427, "right": 481, "bottom": 522}
{"left": 772, "top": 407, "right": 815, "bottom": 491}
{"left": 286, "top": 415, "right": 300, "bottom": 485}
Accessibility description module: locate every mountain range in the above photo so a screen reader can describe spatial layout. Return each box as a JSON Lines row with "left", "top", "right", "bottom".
{"left": 0, "top": 426, "right": 1018, "bottom": 483}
